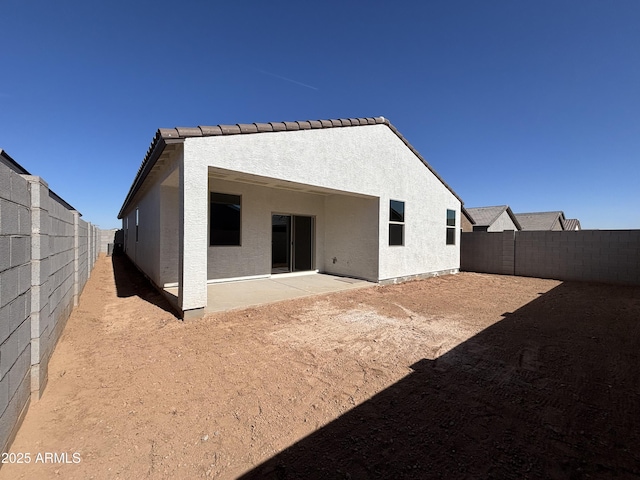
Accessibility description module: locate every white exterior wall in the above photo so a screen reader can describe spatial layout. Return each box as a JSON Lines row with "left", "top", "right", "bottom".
{"left": 207, "top": 178, "right": 327, "bottom": 280}
{"left": 121, "top": 154, "right": 181, "bottom": 291}
{"left": 324, "top": 195, "right": 379, "bottom": 281}
{"left": 488, "top": 211, "right": 519, "bottom": 232}
{"left": 187, "top": 124, "right": 460, "bottom": 282}
{"left": 206, "top": 178, "right": 380, "bottom": 282}
{"left": 122, "top": 180, "right": 162, "bottom": 286}
{"left": 159, "top": 184, "right": 179, "bottom": 286}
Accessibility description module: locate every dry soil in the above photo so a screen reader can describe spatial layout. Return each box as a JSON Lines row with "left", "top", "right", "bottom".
{"left": 1, "top": 255, "right": 639, "bottom": 479}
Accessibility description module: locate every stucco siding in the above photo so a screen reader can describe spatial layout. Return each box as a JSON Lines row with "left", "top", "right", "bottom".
{"left": 323, "top": 195, "right": 379, "bottom": 281}
{"left": 122, "top": 155, "right": 181, "bottom": 291}
{"left": 488, "top": 211, "right": 518, "bottom": 232}
{"left": 130, "top": 181, "right": 162, "bottom": 287}
{"left": 159, "top": 184, "right": 179, "bottom": 286}
{"left": 207, "top": 178, "right": 328, "bottom": 280}
{"left": 188, "top": 124, "right": 461, "bottom": 282}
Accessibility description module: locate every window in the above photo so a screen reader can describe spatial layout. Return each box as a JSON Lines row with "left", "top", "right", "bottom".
{"left": 446, "top": 209, "right": 456, "bottom": 245}
{"left": 210, "top": 193, "right": 241, "bottom": 246}
{"left": 389, "top": 200, "right": 405, "bottom": 246}
{"left": 135, "top": 208, "right": 139, "bottom": 242}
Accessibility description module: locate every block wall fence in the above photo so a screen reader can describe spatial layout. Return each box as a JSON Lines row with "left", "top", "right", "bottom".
{"left": 0, "top": 160, "right": 105, "bottom": 454}
{"left": 461, "top": 230, "right": 640, "bottom": 285}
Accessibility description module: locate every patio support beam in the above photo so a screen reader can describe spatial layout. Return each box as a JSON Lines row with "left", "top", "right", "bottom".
{"left": 178, "top": 148, "right": 208, "bottom": 318}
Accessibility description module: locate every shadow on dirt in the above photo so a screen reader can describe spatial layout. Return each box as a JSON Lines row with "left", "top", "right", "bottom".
{"left": 241, "top": 281, "right": 640, "bottom": 479}
{"left": 111, "top": 253, "right": 178, "bottom": 317}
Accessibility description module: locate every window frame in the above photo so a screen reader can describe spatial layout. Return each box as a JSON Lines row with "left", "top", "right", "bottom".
{"left": 446, "top": 209, "right": 456, "bottom": 245}
{"left": 209, "top": 192, "right": 242, "bottom": 247}
{"left": 389, "top": 199, "right": 405, "bottom": 246}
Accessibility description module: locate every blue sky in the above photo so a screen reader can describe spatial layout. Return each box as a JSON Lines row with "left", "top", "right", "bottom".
{"left": 1, "top": 0, "right": 638, "bottom": 229}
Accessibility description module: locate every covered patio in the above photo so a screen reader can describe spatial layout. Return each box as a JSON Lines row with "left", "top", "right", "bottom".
{"left": 164, "top": 272, "right": 374, "bottom": 315}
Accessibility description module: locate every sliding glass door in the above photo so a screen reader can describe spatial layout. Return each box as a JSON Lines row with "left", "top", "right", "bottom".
{"left": 271, "top": 214, "right": 314, "bottom": 273}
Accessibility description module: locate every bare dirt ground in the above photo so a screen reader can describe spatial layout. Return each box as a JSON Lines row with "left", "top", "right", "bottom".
{"left": 2, "top": 255, "right": 639, "bottom": 479}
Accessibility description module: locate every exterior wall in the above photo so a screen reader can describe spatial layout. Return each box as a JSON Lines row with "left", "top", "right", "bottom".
{"left": 461, "top": 230, "right": 640, "bottom": 285}
{"left": 487, "top": 211, "right": 519, "bottom": 232}
{"left": 324, "top": 195, "right": 379, "bottom": 281}
{"left": 206, "top": 178, "right": 380, "bottom": 282}
{"left": 159, "top": 185, "right": 179, "bottom": 286}
{"left": 187, "top": 124, "right": 461, "bottom": 282}
{"left": 128, "top": 180, "right": 162, "bottom": 286}
{"left": 121, "top": 153, "right": 180, "bottom": 292}
{"left": 207, "top": 178, "right": 328, "bottom": 280}
{"left": 0, "top": 161, "right": 99, "bottom": 454}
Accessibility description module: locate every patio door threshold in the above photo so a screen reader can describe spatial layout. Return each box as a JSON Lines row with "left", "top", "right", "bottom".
{"left": 270, "top": 270, "right": 319, "bottom": 279}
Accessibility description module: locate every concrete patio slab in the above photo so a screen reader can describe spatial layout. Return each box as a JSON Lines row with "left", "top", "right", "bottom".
{"left": 164, "top": 273, "right": 374, "bottom": 315}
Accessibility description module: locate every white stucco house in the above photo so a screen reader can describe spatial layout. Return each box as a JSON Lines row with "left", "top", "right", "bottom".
{"left": 118, "top": 116, "right": 463, "bottom": 318}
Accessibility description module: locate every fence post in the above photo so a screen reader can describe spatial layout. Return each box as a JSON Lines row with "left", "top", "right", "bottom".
{"left": 23, "top": 176, "right": 50, "bottom": 399}
{"left": 72, "top": 211, "right": 80, "bottom": 307}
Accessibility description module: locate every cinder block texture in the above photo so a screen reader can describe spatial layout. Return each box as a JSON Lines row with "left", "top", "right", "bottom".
{"left": 461, "top": 231, "right": 515, "bottom": 275}
{"left": 462, "top": 230, "right": 640, "bottom": 285}
{"left": 0, "top": 161, "right": 100, "bottom": 453}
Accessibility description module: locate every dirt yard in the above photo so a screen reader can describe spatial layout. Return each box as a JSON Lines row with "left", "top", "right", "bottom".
{"left": 2, "top": 256, "right": 639, "bottom": 479}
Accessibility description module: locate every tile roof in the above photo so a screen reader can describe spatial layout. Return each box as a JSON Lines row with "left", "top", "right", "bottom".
{"left": 119, "top": 116, "right": 463, "bottom": 218}
{"left": 466, "top": 205, "right": 504, "bottom": 227}
{"left": 466, "top": 205, "right": 522, "bottom": 230}
{"left": 514, "top": 211, "right": 565, "bottom": 231}
{"left": 563, "top": 218, "right": 581, "bottom": 230}
{"left": 461, "top": 206, "right": 476, "bottom": 225}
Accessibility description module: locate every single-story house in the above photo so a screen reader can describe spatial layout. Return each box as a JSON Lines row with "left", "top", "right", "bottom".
{"left": 465, "top": 205, "right": 521, "bottom": 232}
{"left": 514, "top": 211, "right": 566, "bottom": 231}
{"left": 118, "top": 116, "right": 463, "bottom": 318}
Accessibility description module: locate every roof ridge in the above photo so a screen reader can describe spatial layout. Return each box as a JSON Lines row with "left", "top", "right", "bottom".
{"left": 515, "top": 211, "right": 563, "bottom": 216}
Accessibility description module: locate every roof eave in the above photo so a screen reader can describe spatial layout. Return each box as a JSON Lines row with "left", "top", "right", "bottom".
{"left": 117, "top": 132, "right": 181, "bottom": 219}
{"left": 505, "top": 207, "right": 522, "bottom": 230}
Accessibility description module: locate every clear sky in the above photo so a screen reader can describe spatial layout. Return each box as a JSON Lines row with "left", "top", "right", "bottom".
{"left": 1, "top": 1, "right": 638, "bottom": 229}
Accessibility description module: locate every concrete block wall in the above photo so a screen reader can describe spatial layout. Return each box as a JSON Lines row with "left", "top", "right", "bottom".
{"left": 0, "top": 163, "right": 32, "bottom": 458}
{"left": 99, "top": 228, "right": 118, "bottom": 254}
{"left": 461, "top": 230, "right": 640, "bottom": 285}
{"left": 0, "top": 162, "right": 100, "bottom": 454}
{"left": 460, "top": 231, "right": 515, "bottom": 275}
{"left": 514, "top": 230, "right": 640, "bottom": 284}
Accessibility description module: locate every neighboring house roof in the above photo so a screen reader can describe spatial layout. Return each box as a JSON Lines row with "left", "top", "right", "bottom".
{"left": 0, "top": 148, "right": 79, "bottom": 213}
{"left": 563, "top": 218, "right": 581, "bottom": 230}
{"left": 118, "top": 116, "right": 463, "bottom": 219}
{"left": 465, "top": 205, "right": 521, "bottom": 230}
{"left": 514, "top": 211, "right": 566, "bottom": 231}
{"left": 461, "top": 206, "right": 476, "bottom": 225}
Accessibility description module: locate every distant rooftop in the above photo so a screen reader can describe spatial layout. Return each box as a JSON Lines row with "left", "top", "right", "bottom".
{"left": 514, "top": 211, "right": 565, "bottom": 231}
{"left": 466, "top": 205, "right": 521, "bottom": 230}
